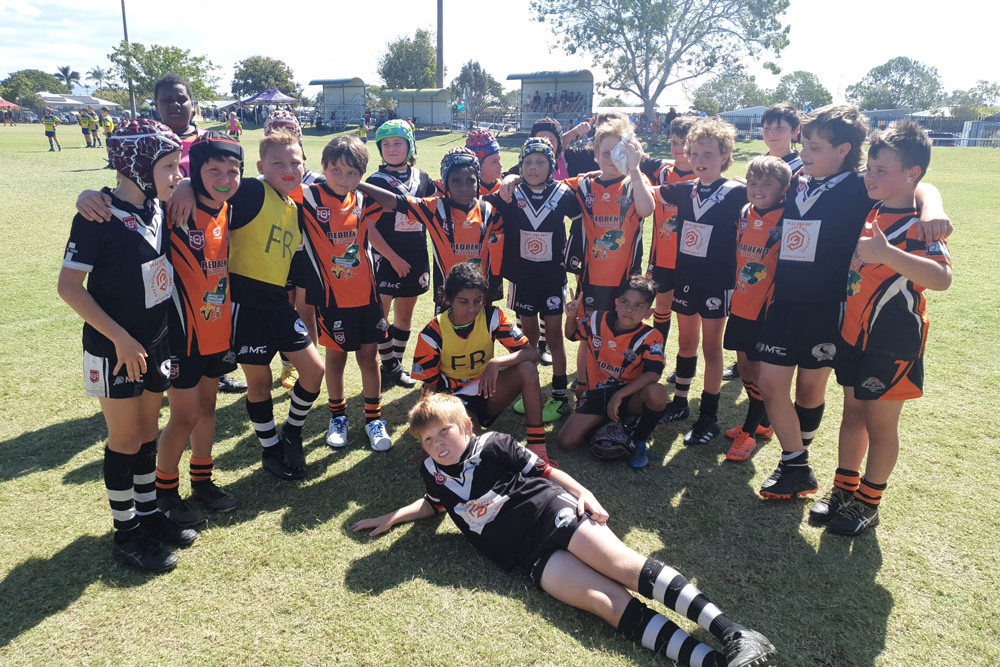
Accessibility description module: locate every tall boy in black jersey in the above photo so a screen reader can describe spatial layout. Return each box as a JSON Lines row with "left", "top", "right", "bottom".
{"left": 656, "top": 118, "right": 746, "bottom": 446}
{"left": 486, "top": 137, "right": 582, "bottom": 422}
{"left": 59, "top": 119, "right": 196, "bottom": 571}
{"left": 365, "top": 120, "right": 435, "bottom": 388}
{"left": 353, "top": 393, "right": 777, "bottom": 667}
{"left": 756, "top": 105, "right": 951, "bottom": 501}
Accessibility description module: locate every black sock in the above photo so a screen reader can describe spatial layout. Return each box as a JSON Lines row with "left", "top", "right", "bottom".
{"left": 637, "top": 558, "right": 737, "bottom": 641}
{"left": 552, "top": 374, "right": 568, "bottom": 400}
{"left": 633, "top": 405, "right": 665, "bottom": 442}
{"left": 698, "top": 391, "right": 719, "bottom": 421}
{"left": 742, "top": 396, "right": 767, "bottom": 433}
{"left": 104, "top": 447, "right": 138, "bottom": 537}
{"left": 617, "top": 597, "right": 722, "bottom": 667}
{"left": 133, "top": 440, "right": 158, "bottom": 516}
{"left": 759, "top": 411, "right": 771, "bottom": 429}
{"left": 795, "top": 402, "right": 825, "bottom": 446}
{"left": 247, "top": 397, "right": 279, "bottom": 448}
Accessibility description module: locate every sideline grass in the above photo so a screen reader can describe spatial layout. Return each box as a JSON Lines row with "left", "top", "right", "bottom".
{"left": 1, "top": 123, "right": 998, "bottom": 666}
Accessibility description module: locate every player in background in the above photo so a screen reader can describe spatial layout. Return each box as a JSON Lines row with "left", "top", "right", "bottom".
{"left": 57, "top": 119, "right": 195, "bottom": 571}
{"left": 812, "top": 121, "right": 952, "bottom": 535}
{"left": 42, "top": 107, "right": 61, "bottom": 151}
{"left": 353, "top": 392, "right": 777, "bottom": 667}
{"left": 721, "top": 156, "right": 791, "bottom": 462}
{"left": 365, "top": 119, "right": 435, "bottom": 390}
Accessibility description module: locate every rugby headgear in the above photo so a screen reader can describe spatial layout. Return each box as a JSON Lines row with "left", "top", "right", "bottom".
{"left": 263, "top": 109, "right": 301, "bottom": 139}
{"left": 440, "top": 147, "right": 480, "bottom": 193}
{"left": 531, "top": 117, "right": 563, "bottom": 155}
{"left": 188, "top": 131, "right": 244, "bottom": 200}
{"left": 375, "top": 119, "right": 417, "bottom": 165}
{"left": 108, "top": 118, "right": 182, "bottom": 199}
{"left": 518, "top": 137, "right": 556, "bottom": 185}
{"left": 465, "top": 129, "right": 500, "bottom": 162}
{"left": 589, "top": 421, "right": 635, "bottom": 461}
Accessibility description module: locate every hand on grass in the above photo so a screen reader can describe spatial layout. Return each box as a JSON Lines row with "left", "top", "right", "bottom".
{"left": 352, "top": 514, "right": 395, "bottom": 537}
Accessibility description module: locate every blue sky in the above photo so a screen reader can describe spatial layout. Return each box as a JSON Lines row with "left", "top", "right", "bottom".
{"left": 1, "top": 0, "right": 992, "bottom": 105}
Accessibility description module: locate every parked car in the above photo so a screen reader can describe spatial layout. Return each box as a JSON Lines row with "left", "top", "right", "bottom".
{"left": 924, "top": 130, "right": 959, "bottom": 147}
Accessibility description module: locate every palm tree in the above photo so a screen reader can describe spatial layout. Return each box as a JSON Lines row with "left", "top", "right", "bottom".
{"left": 54, "top": 65, "right": 81, "bottom": 92}
{"left": 87, "top": 67, "right": 109, "bottom": 96}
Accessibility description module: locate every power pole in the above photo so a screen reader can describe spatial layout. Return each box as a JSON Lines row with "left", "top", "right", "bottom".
{"left": 120, "top": 0, "right": 137, "bottom": 119}
{"left": 436, "top": 0, "right": 444, "bottom": 88}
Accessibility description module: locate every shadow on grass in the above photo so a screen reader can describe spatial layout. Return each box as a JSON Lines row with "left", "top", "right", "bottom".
{"left": 0, "top": 534, "right": 152, "bottom": 649}
{"left": 0, "top": 412, "right": 106, "bottom": 483}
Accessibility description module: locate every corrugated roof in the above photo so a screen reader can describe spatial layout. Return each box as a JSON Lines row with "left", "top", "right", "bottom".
{"left": 309, "top": 78, "right": 365, "bottom": 86}
{"left": 506, "top": 70, "right": 593, "bottom": 82}
{"left": 381, "top": 88, "right": 451, "bottom": 100}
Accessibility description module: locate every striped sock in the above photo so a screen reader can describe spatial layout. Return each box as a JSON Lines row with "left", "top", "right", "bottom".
{"left": 328, "top": 398, "right": 347, "bottom": 418}
{"left": 104, "top": 447, "right": 138, "bottom": 535}
{"left": 284, "top": 381, "right": 319, "bottom": 436}
{"left": 189, "top": 457, "right": 213, "bottom": 485}
{"left": 155, "top": 468, "right": 180, "bottom": 499}
{"left": 526, "top": 424, "right": 548, "bottom": 462}
{"left": 653, "top": 310, "right": 672, "bottom": 339}
{"left": 833, "top": 468, "right": 861, "bottom": 493}
{"left": 638, "top": 558, "right": 736, "bottom": 641}
{"left": 364, "top": 396, "right": 382, "bottom": 424}
{"left": 391, "top": 327, "right": 410, "bottom": 364}
{"left": 618, "top": 598, "right": 722, "bottom": 667}
{"left": 246, "top": 398, "right": 279, "bottom": 448}
{"left": 855, "top": 477, "right": 886, "bottom": 506}
{"left": 673, "top": 355, "right": 697, "bottom": 404}
{"left": 795, "top": 402, "right": 825, "bottom": 447}
{"left": 551, "top": 374, "right": 568, "bottom": 400}
{"left": 378, "top": 336, "right": 395, "bottom": 365}
{"left": 133, "top": 440, "right": 158, "bottom": 516}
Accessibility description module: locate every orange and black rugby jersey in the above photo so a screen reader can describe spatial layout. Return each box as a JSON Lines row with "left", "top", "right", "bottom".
{"left": 571, "top": 310, "right": 665, "bottom": 391}
{"left": 731, "top": 203, "right": 784, "bottom": 321}
{"left": 641, "top": 159, "right": 697, "bottom": 271}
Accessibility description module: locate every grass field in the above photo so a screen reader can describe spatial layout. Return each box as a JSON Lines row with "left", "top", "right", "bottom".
{"left": 1, "top": 121, "right": 998, "bottom": 666}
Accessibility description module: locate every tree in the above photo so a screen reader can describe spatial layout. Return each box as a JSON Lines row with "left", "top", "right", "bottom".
{"left": 108, "top": 41, "right": 218, "bottom": 102}
{"left": 600, "top": 96, "right": 627, "bottom": 106}
{"left": 531, "top": 0, "right": 789, "bottom": 120}
{"left": 690, "top": 70, "right": 769, "bottom": 113}
{"left": 771, "top": 70, "right": 831, "bottom": 110}
{"left": 231, "top": 56, "right": 301, "bottom": 99}
{"left": 846, "top": 57, "right": 943, "bottom": 111}
{"left": 54, "top": 66, "right": 81, "bottom": 91}
{"left": 449, "top": 61, "right": 503, "bottom": 120}
{"left": 87, "top": 67, "right": 112, "bottom": 96}
{"left": 377, "top": 29, "right": 438, "bottom": 89}
{"left": 2, "top": 69, "right": 69, "bottom": 94}
{"left": 365, "top": 84, "right": 394, "bottom": 112}
{"left": 947, "top": 80, "right": 1000, "bottom": 119}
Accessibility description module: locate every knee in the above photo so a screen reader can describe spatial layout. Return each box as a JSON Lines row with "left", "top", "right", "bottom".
{"left": 518, "top": 360, "right": 539, "bottom": 381}
{"left": 557, "top": 428, "right": 583, "bottom": 450}
{"left": 643, "top": 384, "right": 668, "bottom": 411}
{"left": 167, "top": 408, "right": 200, "bottom": 433}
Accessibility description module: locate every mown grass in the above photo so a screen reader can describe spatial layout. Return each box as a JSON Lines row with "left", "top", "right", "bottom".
{"left": 0, "top": 122, "right": 997, "bottom": 666}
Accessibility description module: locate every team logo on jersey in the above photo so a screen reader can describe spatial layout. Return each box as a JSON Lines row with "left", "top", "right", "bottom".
{"left": 622, "top": 349, "right": 638, "bottom": 363}
{"left": 387, "top": 177, "right": 401, "bottom": 188}
{"left": 188, "top": 229, "right": 205, "bottom": 250}
{"left": 769, "top": 226, "right": 783, "bottom": 242}
{"left": 861, "top": 376, "right": 886, "bottom": 394}
{"left": 592, "top": 229, "right": 625, "bottom": 258}
{"left": 418, "top": 272, "right": 430, "bottom": 289}
{"left": 316, "top": 207, "right": 332, "bottom": 224}
{"left": 649, "top": 343, "right": 663, "bottom": 356}
{"left": 846, "top": 269, "right": 863, "bottom": 297}
{"left": 376, "top": 318, "right": 388, "bottom": 332}
{"left": 546, "top": 296, "right": 561, "bottom": 310}
{"left": 592, "top": 335, "right": 603, "bottom": 350}
{"left": 554, "top": 506, "right": 575, "bottom": 528}
{"left": 433, "top": 472, "right": 447, "bottom": 485}
{"left": 294, "top": 319, "right": 309, "bottom": 335}
{"left": 811, "top": 343, "right": 837, "bottom": 361}
{"left": 212, "top": 226, "right": 222, "bottom": 239}
{"left": 616, "top": 196, "right": 631, "bottom": 207}
{"left": 739, "top": 261, "right": 767, "bottom": 286}
{"left": 122, "top": 216, "right": 138, "bottom": 231}
{"left": 517, "top": 197, "right": 527, "bottom": 209}
{"left": 333, "top": 331, "right": 346, "bottom": 345}
{"left": 330, "top": 244, "right": 361, "bottom": 278}
{"left": 159, "top": 358, "right": 172, "bottom": 378}
{"left": 585, "top": 193, "right": 595, "bottom": 207}
{"left": 223, "top": 350, "right": 236, "bottom": 364}
{"left": 89, "top": 369, "right": 100, "bottom": 383}
{"left": 168, "top": 358, "right": 180, "bottom": 380}
{"left": 706, "top": 297, "right": 722, "bottom": 310}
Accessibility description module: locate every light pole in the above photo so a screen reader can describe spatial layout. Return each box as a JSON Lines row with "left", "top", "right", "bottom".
{"left": 436, "top": 0, "right": 444, "bottom": 89}
{"left": 121, "top": 0, "right": 137, "bottom": 119}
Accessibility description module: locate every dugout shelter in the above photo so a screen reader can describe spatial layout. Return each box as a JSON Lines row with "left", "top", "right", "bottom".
{"left": 310, "top": 77, "right": 366, "bottom": 130}
{"left": 507, "top": 70, "right": 593, "bottom": 131}
{"left": 382, "top": 88, "right": 452, "bottom": 127}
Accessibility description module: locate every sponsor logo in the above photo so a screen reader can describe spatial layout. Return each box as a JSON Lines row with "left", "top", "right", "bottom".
{"left": 244, "top": 345, "right": 267, "bottom": 355}
{"left": 861, "top": 376, "right": 886, "bottom": 393}
{"left": 756, "top": 342, "right": 787, "bottom": 356}
{"left": 188, "top": 229, "right": 205, "bottom": 250}
{"left": 846, "top": 269, "right": 863, "bottom": 297}
{"left": 706, "top": 297, "right": 722, "bottom": 310}
{"left": 673, "top": 299, "right": 688, "bottom": 307}
{"left": 607, "top": 340, "right": 617, "bottom": 349}
{"left": 121, "top": 216, "right": 137, "bottom": 231}
{"left": 239, "top": 345, "right": 249, "bottom": 355}
{"left": 622, "top": 349, "right": 638, "bottom": 363}
{"left": 592, "top": 335, "right": 603, "bottom": 350}
{"left": 616, "top": 196, "right": 630, "bottom": 207}
{"left": 811, "top": 343, "right": 837, "bottom": 361}
{"left": 554, "top": 507, "right": 575, "bottom": 528}
{"left": 592, "top": 229, "right": 625, "bottom": 259}
{"left": 317, "top": 207, "right": 332, "bottom": 223}
{"left": 649, "top": 343, "right": 663, "bottom": 356}
{"left": 113, "top": 375, "right": 127, "bottom": 386}
{"left": 584, "top": 296, "right": 594, "bottom": 305}
{"left": 601, "top": 192, "right": 611, "bottom": 202}
{"left": 739, "top": 261, "right": 767, "bottom": 286}
{"left": 212, "top": 226, "right": 222, "bottom": 239}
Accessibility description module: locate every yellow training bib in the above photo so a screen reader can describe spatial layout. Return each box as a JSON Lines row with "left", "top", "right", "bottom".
{"left": 438, "top": 310, "right": 494, "bottom": 380}
{"left": 229, "top": 179, "right": 301, "bottom": 287}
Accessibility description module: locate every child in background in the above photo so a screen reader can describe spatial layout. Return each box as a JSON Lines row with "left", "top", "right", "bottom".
{"left": 359, "top": 148, "right": 503, "bottom": 311}
{"left": 410, "top": 262, "right": 552, "bottom": 464}
{"left": 813, "top": 121, "right": 952, "bottom": 535}
{"left": 227, "top": 111, "right": 242, "bottom": 141}
{"left": 57, "top": 119, "right": 195, "bottom": 571}
{"left": 359, "top": 118, "right": 369, "bottom": 143}
{"left": 722, "top": 156, "right": 791, "bottom": 462}
{"left": 43, "top": 107, "right": 61, "bottom": 151}
{"left": 558, "top": 277, "right": 668, "bottom": 468}
{"left": 155, "top": 133, "right": 244, "bottom": 526}
{"left": 656, "top": 118, "right": 746, "bottom": 446}
{"left": 365, "top": 119, "right": 435, "bottom": 390}
{"left": 297, "top": 136, "right": 392, "bottom": 452}
{"left": 80, "top": 106, "right": 93, "bottom": 148}
{"left": 761, "top": 103, "right": 802, "bottom": 174}
{"left": 353, "top": 392, "right": 775, "bottom": 667}
{"left": 465, "top": 129, "right": 506, "bottom": 302}
{"left": 756, "top": 105, "right": 949, "bottom": 500}
{"left": 487, "top": 137, "right": 581, "bottom": 422}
